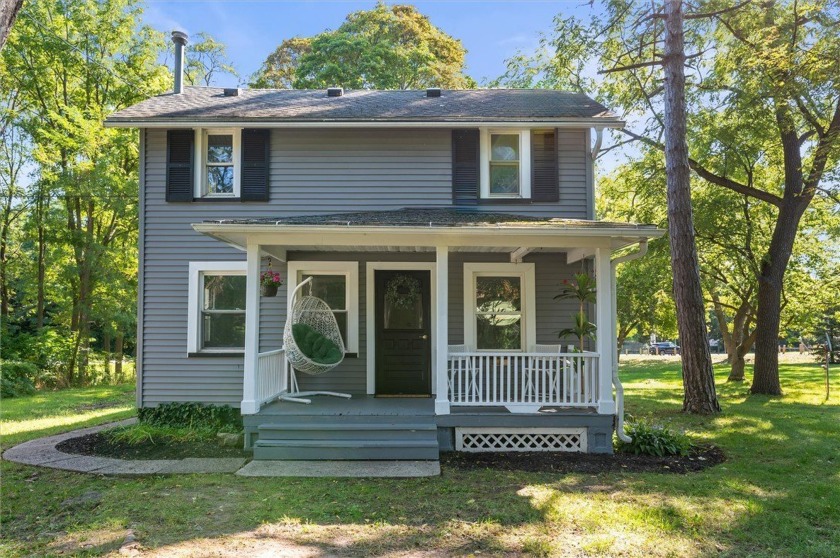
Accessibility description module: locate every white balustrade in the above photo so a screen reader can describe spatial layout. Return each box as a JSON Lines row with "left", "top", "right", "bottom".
{"left": 256, "top": 348, "right": 287, "bottom": 407}
{"left": 447, "top": 351, "right": 599, "bottom": 412}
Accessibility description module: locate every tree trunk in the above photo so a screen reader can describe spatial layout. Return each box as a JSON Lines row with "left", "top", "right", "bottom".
{"left": 114, "top": 332, "right": 124, "bottom": 382}
{"left": 103, "top": 330, "right": 111, "bottom": 379}
{"left": 0, "top": 0, "right": 23, "bottom": 49}
{"left": 711, "top": 292, "right": 733, "bottom": 363}
{"left": 663, "top": 0, "right": 720, "bottom": 414}
{"left": 751, "top": 200, "right": 807, "bottom": 394}
{"left": 35, "top": 185, "right": 46, "bottom": 329}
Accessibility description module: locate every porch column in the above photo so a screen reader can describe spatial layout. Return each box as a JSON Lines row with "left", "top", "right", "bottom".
{"left": 595, "top": 247, "right": 616, "bottom": 414}
{"left": 241, "top": 241, "right": 261, "bottom": 414}
{"left": 435, "top": 245, "right": 450, "bottom": 415}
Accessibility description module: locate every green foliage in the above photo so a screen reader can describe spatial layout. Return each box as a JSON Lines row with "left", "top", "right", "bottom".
{"left": 184, "top": 32, "right": 239, "bottom": 87}
{"left": 555, "top": 273, "right": 597, "bottom": 350}
{"left": 292, "top": 323, "right": 343, "bottom": 365}
{"left": 106, "top": 423, "right": 217, "bottom": 445}
{"left": 137, "top": 402, "right": 242, "bottom": 432}
{"left": 252, "top": 2, "right": 473, "bottom": 89}
{"left": 616, "top": 419, "right": 692, "bottom": 457}
{"left": 0, "top": 360, "right": 37, "bottom": 398}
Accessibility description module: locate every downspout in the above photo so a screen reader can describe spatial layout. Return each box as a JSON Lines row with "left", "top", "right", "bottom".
{"left": 610, "top": 239, "right": 648, "bottom": 443}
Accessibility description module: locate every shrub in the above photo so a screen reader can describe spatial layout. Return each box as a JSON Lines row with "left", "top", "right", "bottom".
{"left": 1, "top": 361, "right": 38, "bottom": 398}
{"left": 106, "top": 424, "right": 217, "bottom": 445}
{"left": 137, "top": 402, "right": 242, "bottom": 431}
{"left": 616, "top": 419, "right": 692, "bottom": 457}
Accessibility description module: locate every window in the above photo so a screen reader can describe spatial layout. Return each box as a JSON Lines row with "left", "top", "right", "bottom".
{"left": 196, "top": 129, "right": 240, "bottom": 198}
{"left": 480, "top": 129, "right": 531, "bottom": 199}
{"left": 187, "top": 262, "right": 247, "bottom": 353}
{"left": 287, "top": 261, "right": 359, "bottom": 353}
{"left": 464, "top": 263, "right": 536, "bottom": 351}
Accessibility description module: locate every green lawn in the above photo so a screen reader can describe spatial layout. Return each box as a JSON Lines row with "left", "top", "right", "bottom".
{"left": 1, "top": 361, "right": 838, "bottom": 557}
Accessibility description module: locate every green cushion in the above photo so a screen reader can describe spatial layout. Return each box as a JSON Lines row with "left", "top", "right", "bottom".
{"left": 292, "top": 323, "right": 343, "bottom": 365}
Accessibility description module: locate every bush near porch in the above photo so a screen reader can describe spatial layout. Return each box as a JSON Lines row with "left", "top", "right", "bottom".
{"left": 1, "top": 357, "right": 838, "bottom": 557}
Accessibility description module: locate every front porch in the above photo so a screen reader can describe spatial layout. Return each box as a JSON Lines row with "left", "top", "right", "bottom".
{"left": 192, "top": 209, "right": 661, "bottom": 456}
{"left": 244, "top": 394, "right": 614, "bottom": 458}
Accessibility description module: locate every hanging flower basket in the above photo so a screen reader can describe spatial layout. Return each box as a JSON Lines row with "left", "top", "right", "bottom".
{"left": 261, "top": 283, "right": 278, "bottom": 297}
{"left": 260, "top": 269, "right": 283, "bottom": 297}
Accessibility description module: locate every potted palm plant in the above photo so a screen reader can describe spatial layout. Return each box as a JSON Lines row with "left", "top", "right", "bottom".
{"left": 555, "top": 273, "right": 597, "bottom": 351}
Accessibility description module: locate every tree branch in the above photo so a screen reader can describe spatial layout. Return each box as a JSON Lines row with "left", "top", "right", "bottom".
{"left": 621, "top": 129, "right": 784, "bottom": 206}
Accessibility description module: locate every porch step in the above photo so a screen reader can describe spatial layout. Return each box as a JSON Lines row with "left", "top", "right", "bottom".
{"left": 257, "top": 421, "right": 436, "bottom": 441}
{"left": 253, "top": 439, "right": 440, "bottom": 461}
{"left": 252, "top": 417, "right": 440, "bottom": 460}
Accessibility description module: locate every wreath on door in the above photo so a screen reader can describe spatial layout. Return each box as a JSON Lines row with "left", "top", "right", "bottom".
{"left": 385, "top": 274, "right": 422, "bottom": 310}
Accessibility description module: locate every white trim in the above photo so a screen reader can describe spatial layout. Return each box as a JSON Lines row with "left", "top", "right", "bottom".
{"left": 137, "top": 128, "right": 146, "bottom": 408}
{"left": 365, "top": 262, "right": 438, "bottom": 396}
{"left": 595, "top": 248, "right": 616, "bottom": 415}
{"left": 107, "top": 119, "right": 626, "bottom": 129}
{"left": 479, "top": 128, "right": 531, "bottom": 199}
{"left": 194, "top": 127, "right": 241, "bottom": 199}
{"left": 463, "top": 262, "right": 536, "bottom": 352}
{"left": 286, "top": 261, "right": 359, "bottom": 353}
{"left": 242, "top": 243, "right": 261, "bottom": 414}
{"left": 187, "top": 260, "right": 247, "bottom": 354}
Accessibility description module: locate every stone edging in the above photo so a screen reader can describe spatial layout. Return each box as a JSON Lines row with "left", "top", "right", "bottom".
{"left": 2, "top": 419, "right": 248, "bottom": 475}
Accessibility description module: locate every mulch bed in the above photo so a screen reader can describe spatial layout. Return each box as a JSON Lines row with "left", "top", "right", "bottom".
{"left": 441, "top": 444, "right": 725, "bottom": 474}
{"left": 56, "top": 432, "right": 250, "bottom": 460}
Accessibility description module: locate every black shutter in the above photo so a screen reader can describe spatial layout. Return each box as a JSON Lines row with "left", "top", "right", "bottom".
{"left": 531, "top": 130, "right": 558, "bottom": 202}
{"left": 452, "top": 129, "right": 480, "bottom": 205}
{"left": 166, "top": 130, "right": 194, "bottom": 202}
{"left": 240, "top": 129, "right": 270, "bottom": 202}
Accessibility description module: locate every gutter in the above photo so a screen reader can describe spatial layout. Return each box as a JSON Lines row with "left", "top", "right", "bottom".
{"left": 103, "top": 118, "right": 627, "bottom": 129}
{"left": 610, "top": 239, "right": 649, "bottom": 443}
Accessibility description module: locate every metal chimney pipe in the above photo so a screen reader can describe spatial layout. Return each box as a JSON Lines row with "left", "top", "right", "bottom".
{"left": 171, "top": 30, "right": 189, "bottom": 94}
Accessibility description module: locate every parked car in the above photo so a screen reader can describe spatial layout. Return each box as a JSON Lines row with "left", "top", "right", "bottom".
{"left": 649, "top": 342, "right": 680, "bottom": 355}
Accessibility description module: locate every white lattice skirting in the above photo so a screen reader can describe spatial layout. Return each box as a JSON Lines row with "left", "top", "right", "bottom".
{"left": 455, "top": 427, "right": 587, "bottom": 453}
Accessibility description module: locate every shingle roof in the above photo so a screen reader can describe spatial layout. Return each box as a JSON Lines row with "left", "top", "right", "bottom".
{"left": 106, "top": 87, "right": 621, "bottom": 125}
{"left": 203, "top": 208, "right": 658, "bottom": 231}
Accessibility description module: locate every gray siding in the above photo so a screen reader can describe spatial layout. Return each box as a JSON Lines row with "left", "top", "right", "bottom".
{"left": 258, "top": 251, "right": 582, "bottom": 397}
{"left": 140, "top": 127, "right": 593, "bottom": 406}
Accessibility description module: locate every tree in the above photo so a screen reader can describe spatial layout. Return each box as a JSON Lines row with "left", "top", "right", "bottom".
{"left": 661, "top": 0, "right": 719, "bottom": 413}
{"left": 496, "top": 0, "right": 840, "bottom": 396}
{"left": 0, "top": 0, "right": 22, "bottom": 49}
{"left": 251, "top": 2, "right": 474, "bottom": 90}
{"left": 184, "top": 32, "right": 238, "bottom": 87}
{"left": 250, "top": 37, "right": 311, "bottom": 89}
{"left": 1, "top": 0, "right": 169, "bottom": 384}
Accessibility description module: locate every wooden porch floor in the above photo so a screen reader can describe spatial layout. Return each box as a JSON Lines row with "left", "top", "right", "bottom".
{"left": 251, "top": 395, "right": 435, "bottom": 418}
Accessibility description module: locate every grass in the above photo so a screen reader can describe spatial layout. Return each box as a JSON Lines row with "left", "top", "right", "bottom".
{"left": 1, "top": 359, "right": 838, "bottom": 557}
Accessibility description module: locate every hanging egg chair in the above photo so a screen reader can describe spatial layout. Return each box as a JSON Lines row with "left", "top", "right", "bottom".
{"left": 280, "top": 277, "right": 351, "bottom": 403}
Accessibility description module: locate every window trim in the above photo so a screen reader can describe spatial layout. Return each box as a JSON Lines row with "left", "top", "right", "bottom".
{"left": 286, "top": 261, "right": 359, "bottom": 353}
{"left": 187, "top": 261, "right": 247, "bottom": 354}
{"left": 463, "top": 262, "right": 536, "bottom": 352}
{"left": 479, "top": 128, "right": 531, "bottom": 199}
{"left": 194, "top": 128, "right": 241, "bottom": 199}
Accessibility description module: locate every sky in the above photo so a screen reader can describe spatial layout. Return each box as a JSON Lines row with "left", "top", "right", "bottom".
{"left": 141, "top": 0, "right": 595, "bottom": 87}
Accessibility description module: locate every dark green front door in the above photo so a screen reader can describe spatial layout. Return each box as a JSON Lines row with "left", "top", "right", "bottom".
{"left": 374, "top": 270, "right": 432, "bottom": 396}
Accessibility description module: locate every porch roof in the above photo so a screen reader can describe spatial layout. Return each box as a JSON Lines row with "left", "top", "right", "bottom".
{"left": 192, "top": 209, "right": 663, "bottom": 253}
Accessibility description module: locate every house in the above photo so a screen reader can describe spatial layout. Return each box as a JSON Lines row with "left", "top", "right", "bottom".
{"left": 104, "top": 32, "right": 662, "bottom": 460}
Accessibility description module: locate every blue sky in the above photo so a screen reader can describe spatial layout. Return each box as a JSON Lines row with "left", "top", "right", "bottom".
{"left": 142, "top": 1, "right": 593, "bottom": 87}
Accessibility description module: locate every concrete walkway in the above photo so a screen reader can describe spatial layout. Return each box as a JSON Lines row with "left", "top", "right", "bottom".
{"left": 2, "top": 421, "right": 441, "bottom": 477}
{"left": 2, "top": 420, "right": 247, "bottom": 475}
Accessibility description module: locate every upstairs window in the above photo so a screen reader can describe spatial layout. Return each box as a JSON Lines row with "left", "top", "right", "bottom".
{"left": 480, "top": 129, "right": 531, "bottom": 199}
{"left": 196, "top": 129, "right": 240, "bottom": 198}
{"left": 489, "top": 134, "right": 521, "bottom": 195}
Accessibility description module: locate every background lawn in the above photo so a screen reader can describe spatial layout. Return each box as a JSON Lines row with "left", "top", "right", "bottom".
{"left": 1, "top": 359, "right": 838, "bottom": 557}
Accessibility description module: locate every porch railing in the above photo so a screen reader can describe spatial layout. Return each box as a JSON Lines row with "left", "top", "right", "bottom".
{"left": 256, "top": 348, "right": 287, "bottom": 407}
{"left": 447, "top": 351, "right": 599, "bottom": 411}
